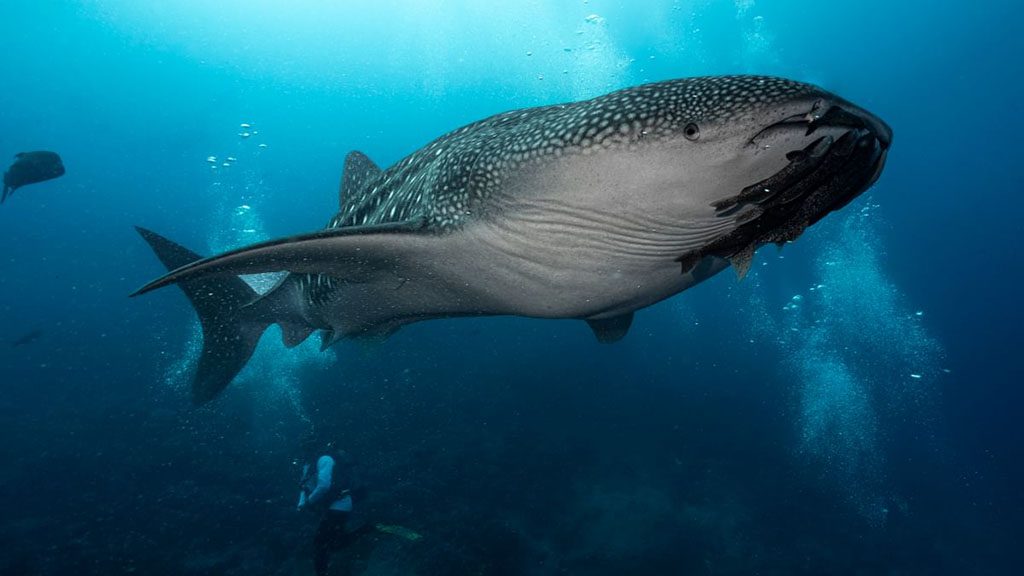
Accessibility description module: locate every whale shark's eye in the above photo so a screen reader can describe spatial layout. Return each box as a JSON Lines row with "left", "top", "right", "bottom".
{"left": 683, "top": 123, "right": 700, "bottom": 141}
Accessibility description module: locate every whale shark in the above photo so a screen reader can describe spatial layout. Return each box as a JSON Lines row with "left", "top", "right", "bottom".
{"left": 134, "top": 75, "right": 892, "bottom": 403}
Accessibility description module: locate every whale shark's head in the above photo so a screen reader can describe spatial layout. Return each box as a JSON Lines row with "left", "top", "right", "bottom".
{"left": 670, "top": 76, "right": 889, "bottom": 219}
{"left": 581, "top": 76, "right": 892, "bottom": 274}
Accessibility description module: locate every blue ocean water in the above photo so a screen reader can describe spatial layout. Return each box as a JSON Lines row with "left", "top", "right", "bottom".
{"left": 0, "top": 1, "right": 1020, "bottom": 574}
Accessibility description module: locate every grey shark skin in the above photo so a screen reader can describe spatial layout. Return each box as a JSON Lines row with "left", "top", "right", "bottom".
{"left": 134, "top": 75, "right": 892, "bottom": 403}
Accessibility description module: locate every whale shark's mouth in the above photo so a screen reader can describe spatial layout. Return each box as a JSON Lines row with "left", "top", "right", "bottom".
{"left": 676, "top": 102, "right": 891, "bottom": 278}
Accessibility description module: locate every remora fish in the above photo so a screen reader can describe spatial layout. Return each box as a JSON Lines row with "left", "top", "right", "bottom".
{"left": 2, "top": 151, "right": 65, "bottom": 203}
{"left": 134, "top": 75, "right": 891, "bottom": 404}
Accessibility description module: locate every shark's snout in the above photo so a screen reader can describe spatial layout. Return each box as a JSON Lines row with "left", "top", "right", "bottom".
{"left": 751, "top": 96, "right": 891, "bottom": 153}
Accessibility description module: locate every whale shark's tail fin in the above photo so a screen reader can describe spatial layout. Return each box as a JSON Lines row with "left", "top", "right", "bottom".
{"left": 135, "top": 226, "right": 271, "bottom": 404}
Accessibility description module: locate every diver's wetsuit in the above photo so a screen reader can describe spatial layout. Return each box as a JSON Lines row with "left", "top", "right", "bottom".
{"left": 301, "top": 454, "right": 370, "bottom": 576}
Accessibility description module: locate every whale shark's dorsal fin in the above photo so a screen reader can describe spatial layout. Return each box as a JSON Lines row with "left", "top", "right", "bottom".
{"left": 586, "top": 313, "right": 634, "bottom": 344}
{"left": 338, "top": 151, "right": 381, "bottom": 212}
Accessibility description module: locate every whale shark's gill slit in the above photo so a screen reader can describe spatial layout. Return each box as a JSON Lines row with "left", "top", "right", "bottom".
{"left": 507, "top": 198, "right": 737, "bottom": 262}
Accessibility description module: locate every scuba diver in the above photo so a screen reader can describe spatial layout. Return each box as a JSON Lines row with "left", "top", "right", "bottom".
{"left": 297, "top": 443, "right": 373, "bottom": 576}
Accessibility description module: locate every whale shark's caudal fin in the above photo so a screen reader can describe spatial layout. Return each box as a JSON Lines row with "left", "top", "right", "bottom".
{"left": 135, "top": 226, "right": 271, "bottom": 404}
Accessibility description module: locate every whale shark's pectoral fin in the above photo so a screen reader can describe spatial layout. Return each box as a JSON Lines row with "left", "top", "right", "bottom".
{"left": 319, "top": 329, "right": 340, "bottom": 351}
{"left": 279, "top": 323, "right": 316, "bottom": 348}
{"left": 586, "top": 312, "right": 634, "bottom": 343}
{"left": 131, "top": 218, "right": 431, "bottom": 297}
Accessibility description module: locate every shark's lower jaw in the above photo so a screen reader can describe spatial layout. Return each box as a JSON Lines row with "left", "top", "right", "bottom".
{"left": 821, "top": 132, "right": 888, "bottom": 216}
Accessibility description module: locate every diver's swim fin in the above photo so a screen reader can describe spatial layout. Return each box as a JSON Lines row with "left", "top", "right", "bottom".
{"left": 135, "top": 226, "right": 271, "bottom": 404}
{"left": 373, "top": 524, "right": 422, "bottom": 542}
